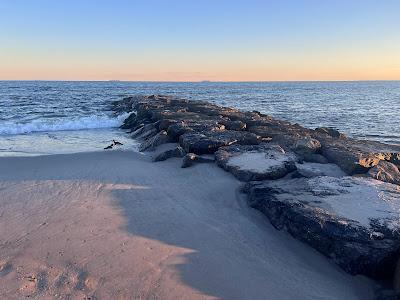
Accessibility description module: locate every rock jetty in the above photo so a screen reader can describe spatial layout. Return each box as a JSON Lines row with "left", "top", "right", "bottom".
{"left": 112, "top": 95, "right": 400, "bottom": 287}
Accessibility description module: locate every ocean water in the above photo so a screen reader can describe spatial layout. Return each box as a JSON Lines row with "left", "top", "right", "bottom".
{"left": 1, "top": 81, "right": 400, "bottom": 156}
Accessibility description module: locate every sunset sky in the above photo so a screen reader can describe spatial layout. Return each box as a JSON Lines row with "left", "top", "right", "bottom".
{"left": 1, "top": 0, "right": 399, "bottom": 81}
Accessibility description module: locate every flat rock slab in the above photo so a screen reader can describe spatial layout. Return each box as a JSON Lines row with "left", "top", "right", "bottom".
{"left": 179, "top": 131, "right": 260, "bottom": 155}
{"left": 245, "top": 176, "right": 400, "bottom": 279}
{"left": 295, "top": 162, "right": 346, "bottom": 178}
{"left": 215, "top": 144, "right": 297, "bottom": 181}
{"left": 318, "top": 137, "right": 400, "bottom": 175}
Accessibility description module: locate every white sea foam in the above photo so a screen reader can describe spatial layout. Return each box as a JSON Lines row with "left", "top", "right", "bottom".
{"left": 0, "top": 113, "right": 131, "bottom": 135}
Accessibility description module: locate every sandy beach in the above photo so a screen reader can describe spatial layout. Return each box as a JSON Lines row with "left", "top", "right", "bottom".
{"left": 0, "top": 149, "right": 375, "bottom": 299}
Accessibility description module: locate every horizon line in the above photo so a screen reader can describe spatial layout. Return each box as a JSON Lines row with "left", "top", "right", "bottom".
{"left": 1, "top": 79, "right": 400, "bottom": 83}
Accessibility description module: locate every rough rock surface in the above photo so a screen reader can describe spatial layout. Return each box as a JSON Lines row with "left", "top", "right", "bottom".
{"left": 368, "top": 160, "right": 400, "bottom": 185}
{"left": 315, "top": 127, "right": 345, "bottom": 138}
{"left": 139, "top": 130, "right": 172, "bottom": 151}
{"left": 152, "top": 146, "right": 186, "bottom": 162}
{"left": 179, "top": 131, "right": 260, "bottom": 155}
{"left": 295, "top": 162, "right": 346, "bottom": 178}
{"left": 215, "top": 144, "right": 297, "bottom": 181}
{"left": 116, "top": 95, "right": 400, "bottom": 181}
{"left": 181, "top": 153, "right": 214, "bottom": 168}
{"left": 245, "top": 176, "right": 400, "bottom": 279}
{"left": 167, "top": 120, "right": 225, "bottom": 141}
{"left": 294, "top": 136, "right": 322, "bottom": 154}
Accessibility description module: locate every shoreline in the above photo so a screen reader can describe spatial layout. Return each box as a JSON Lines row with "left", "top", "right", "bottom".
{"left": 0, "top": 150, "right": 375, "bottom": 299}
{"left": 1, "top": 94, "right": 400, "bottom": 298}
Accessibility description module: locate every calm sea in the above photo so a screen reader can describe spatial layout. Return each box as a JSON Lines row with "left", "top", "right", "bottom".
{"left": 1, "top": 81, "right": 399, "bottom": 156}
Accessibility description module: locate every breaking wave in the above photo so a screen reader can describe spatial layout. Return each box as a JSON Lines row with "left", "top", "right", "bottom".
{"left": 0, "top": 113, "right": 130, "bottom": 135}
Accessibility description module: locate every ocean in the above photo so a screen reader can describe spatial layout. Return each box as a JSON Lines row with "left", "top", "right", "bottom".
{"left": 1, "top": 80, "right": 400, "bottom": 156}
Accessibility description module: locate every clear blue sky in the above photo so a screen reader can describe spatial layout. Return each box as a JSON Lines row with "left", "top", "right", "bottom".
{"left": 1, "top": 0, "right": 399, "bottom": 81}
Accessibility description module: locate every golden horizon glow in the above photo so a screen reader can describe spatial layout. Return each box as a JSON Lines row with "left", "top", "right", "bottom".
{"left": 1, "top": 1, "right": 399, "bottom": 81}
{"left": 0, "top": 52, "right": 400, "bottom": 81}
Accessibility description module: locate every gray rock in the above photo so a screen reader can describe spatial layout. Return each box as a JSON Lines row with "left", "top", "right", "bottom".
{"left": 298, "top": 152, "right": 329, "bottom": 164}
{"left": 167, "top": 120, "right": 225, "bottom": 141}
{"left": 121, "top": 112, "right": 137, "bottom": 129}
{"left": 294, "top": 137, "right": 321, "bottom": 153}
{"left": 215, "top": 144, "right": 297, "bottom": 181}
{"left": 153, "top": 146, "right": 185, "bottom": 162}
{"left": 369, "top": 160, "right": 400, "bottom": 185}
{"left": 113, "top": 95, "right": 400, "bottom": 185}
{"left": 179, "top": 131, "right": 260, "bottom": 155}
{"left": 157, "top": 119, "right": 179, "bottom": 131}
{"left": 219, "top": 120, "right": 247, "bottom": 131}
{"left": 139, "top": 130, "right": 171, "bottom": 151}
{"left": 295, "top": 162, "right": 346, "bottom": 178}
{"left": 111, "top": 96, "right": 138, "bottom": 113}
{"left": 245, "top": 176, "right": 400, "bottom": 279}
{"left": 315, "top": 127, "right": 345, "bottom": 138}
{"left": 137, "top": 123, "right": 158, "bottom": 140}
{"left": 319, "top": 138, "right": 400, "bottom": 175}
{"left": 181, "top": 153, "right": 214, "bottom": 168}
{"left": 167, "top": 122, "right": 194, "bottom": 140}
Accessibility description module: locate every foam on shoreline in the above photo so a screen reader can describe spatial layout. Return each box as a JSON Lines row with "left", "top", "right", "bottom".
{"left": 0, "top": 113, "right": 130, "bottom": 135}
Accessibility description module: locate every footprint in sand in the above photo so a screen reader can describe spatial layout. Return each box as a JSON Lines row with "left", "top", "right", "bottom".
{"left": 14, "top": 261, "right": 98, "bottom": 298}
{"left": 0, "top": 260, "right": 12, "bottom": 277}
{"left": 52, "top": 267, "right": 98, "bottom": 298}
{"left": 19, "top": 271, "right": 48, "bottom": 297}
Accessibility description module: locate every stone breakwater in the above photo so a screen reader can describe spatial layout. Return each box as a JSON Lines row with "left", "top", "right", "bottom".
{"left": 113, "top": 95, "right": 400, "bottom": 284}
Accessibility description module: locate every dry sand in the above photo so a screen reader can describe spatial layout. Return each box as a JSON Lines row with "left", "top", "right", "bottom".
{"left": 0, "top": 150, "right": 375, "bottom": 299}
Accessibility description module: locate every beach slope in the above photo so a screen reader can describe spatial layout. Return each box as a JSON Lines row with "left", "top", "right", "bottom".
{"left": 0, "top": 150, "right": 373, "bottom": 299}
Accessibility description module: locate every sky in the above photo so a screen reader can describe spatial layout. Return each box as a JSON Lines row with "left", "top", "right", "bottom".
{"left": 0, "top": 0, "right": 399, "bottom": 81}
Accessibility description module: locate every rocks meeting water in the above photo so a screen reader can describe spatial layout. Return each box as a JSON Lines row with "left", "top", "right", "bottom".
{"left": 113, "top": 95, "right": 400, "bottom": 293}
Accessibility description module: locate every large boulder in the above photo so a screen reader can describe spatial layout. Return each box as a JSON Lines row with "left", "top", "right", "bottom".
{"left": 167, "top": 120, "right": 225, "bottom": 141}
{"left": 245, "top": 176, "right": 400, "bottom": 279}
{"left": 295, "top": 162, "right": 346, "bottom": 178}
{"left": 368, "top": 160, "right": 400, "bottom": 185}
{"left": 139, "top": 130, "right": 172, "bottom": 151}
{"left": 215, "top": 144, "right": 297, "bottom": 181}
{"left": 120, "top": 112, "right": 138, "bottom": 129}
{"left": 152, "top": 146, "right": 185, "bottom": 162}
{"left": 318, "top": 138, "right": 400, "bottom": 175}
{"left": 294, "top": 137, "right": 321, "bottom": 154}
{"left": 181, "top": 153, "right": 214, "bottom": 168}
{"left": 133, "top": 123, "right": 158, "bottom": 140}
{"left": 218, "top": 120, "right": 247, "bottom": 131}
{"left": 315, "top": 127, "right": 345, "bottom": 138}
{"left": 179, "top": 131, "right": 260, "bottom": 154}
{"left": 111, "top": 96, "right": 139, "bottom": 113}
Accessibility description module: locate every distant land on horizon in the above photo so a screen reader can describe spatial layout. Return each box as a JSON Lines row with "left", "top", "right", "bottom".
{"left": 1, "top": 79, "right": 400, "bottom": 83}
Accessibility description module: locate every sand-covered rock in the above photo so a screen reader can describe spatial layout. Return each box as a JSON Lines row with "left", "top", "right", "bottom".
{"left": 245, "top": 176, "right": 400, "bottom": 279}
{"left": 215, "top": 144, "right": 297, "bottom": 181}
